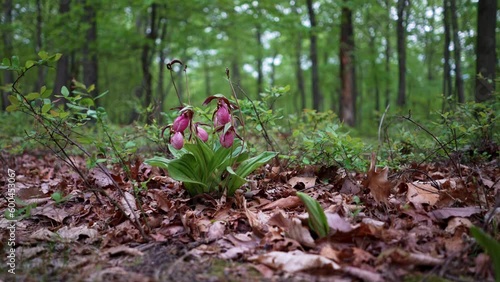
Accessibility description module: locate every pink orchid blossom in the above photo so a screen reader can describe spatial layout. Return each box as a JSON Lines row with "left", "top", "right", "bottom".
{"left": 170, "top": 131, "right": 184, "bottom": 149}
{"left": 196, "top": 126, "right": 209, "bottom": 142}
{"left": 215, "top": 104, "right": 231, "bottom": 127}
{"left": 172, "top": 113, "right": 190, "bottom": 132}
{"left": 220, "top": 129, "right": 235, "bottom": 148}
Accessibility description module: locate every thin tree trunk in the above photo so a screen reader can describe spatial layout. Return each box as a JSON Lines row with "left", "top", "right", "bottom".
{"left": 368, "top": 22, "right": 380, "bottom": 112}
{"left": 292, "top": 4, "right": 306, "bottom": 111}
{"left": 295, "top": 35, "right": 306, "bottom": 112}
{"left": 82, "top": 0, "right": 98, "bottom": 96}
{"left": 396, "top": 0, "right": 409, "bottom": 107}
{"left": 425, "top": 0, "right": 435, "bottom": 81}
{"left": 256, "top": 24, "right": 263, "bottom": 96}
{"left": 384, "top": 0, "right": 391, "bottom": 108}
{"left": 475, "top": 0, "right": 496, "bottom": 102}
{"left": 54, "top": 0, "right": 72, "bottom": 100}
{"left": 339, "top": 1, "right": 356, "bottom": 126}
{"left": 450, "top": 0, "right": 464, "bottom": 103}
{"left": 34, "top": 0, "right": 46, "bottom": 92}
{"left": 156, "top": 15, "right": 167, "bottom": 122}
{"left": 203, "top": 59, "right": 211, "bottom": 98}
{"left": 141, "top": 3, "right": 157, "bottom": 123}
{"left": 442, "top": 0, "right": 453, "bottom": 110}
{"left": 306, "top": 0, "right": 322, "bottom": 112}
{"left": 2, "top": 0, "right": 14, "bottom": 111}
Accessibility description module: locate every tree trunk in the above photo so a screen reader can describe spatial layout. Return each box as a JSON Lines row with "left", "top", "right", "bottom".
{"left": 442, "top": 0, "right": 453, "bottom": 108}
{"left": 425, "top": 0, "right": 435, "bottom": 81}
{"left": 256, "top": 24, "right": 263, "bottom": 96}
{"left": 34, "top": 0, "right": 46, "bottom": 92}
{"left": 450, "top": 0, "right": 464, "bottom": 103}
{"left": 339, "top": 1, "right": 356, "bottom": 127}
{"left": 368, "top": 19, "right": 380, "bottom": 113}
{"left": 230, "top": 56, "right": 242, "bottom": 89}
{"left": 203, "top": 59, "right": 211, "bottom": 98}
{"left": 54, "top": 0, "right": 72, "bottom": 99}
{"left": 156, "top": 15, "right": 167, "bottom": 122}
{"left": 396, "top": 0, "right": 409, "bottom": 107}
{"left": 475, "top": 0, "right": 496, "bottom": 102}
{"left": 293, "top": 4, "right": 306, "bottom": 112}
{"left": 295, "top": 37, "right": 306, "bottom": 111}
{"left": 384, "top": 0, "right": 391, "bottom": 108}
{"left": 306, "top": 0, "right": 322, "bottom": 111}
{"left": 82, "top": 0, "right": 98, "bottom": 97}
{"left": 1, "top": 0, "right": 14, "bottom": 111}
{"left": 141, "top": 3, "right": 157, "bottom": 123}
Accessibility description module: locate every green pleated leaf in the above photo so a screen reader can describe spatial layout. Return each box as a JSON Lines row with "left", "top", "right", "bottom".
{"left": 470, "top": 226, "right": 500, "bottom": 282}
{"left": 296, "top": 192, "right": 329, "bottom": 238}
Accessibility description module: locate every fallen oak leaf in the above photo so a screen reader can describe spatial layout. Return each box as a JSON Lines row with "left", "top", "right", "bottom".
{"left": 343, "top": 266, "right": 384, "bottom": 282}
{"left": 362, "top": 152, "right": 392, "bottom": 204}
{"left": 285, "top": 218, "right": 316, "bottom": 248}
{"left": 261, "top": 195, "right": 302, "bottom": 211}
{"left": 248, "top": 250, "right": 340, "bottom": 273}
{"left": 406, "top": 182, "right": 439, "bottom": 206}
{"left": 104, "top": 245, "right": 144, "bottom": 257}
{"left": 31, "top": 203, "right": 69, "bottom": 223}
{"left": 430, "top": 206, "right": 482, "bottom": 220}
{"left": 377, "top": 247, "right": 444, "bottom": 266}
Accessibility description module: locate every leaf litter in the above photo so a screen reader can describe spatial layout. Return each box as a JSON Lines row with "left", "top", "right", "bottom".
{"left": 0, "top": 151, "right": 499, "bottom": 281}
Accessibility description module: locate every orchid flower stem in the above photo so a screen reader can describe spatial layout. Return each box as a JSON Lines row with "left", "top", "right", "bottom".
{"left": 226, "top": 71, "right": 246, "bottom": 149}
{"left": 170, "top": 69, "right": 183, "bottom": 107}
{"left": 184, "top": 66, "right": 191, "bottom": 105}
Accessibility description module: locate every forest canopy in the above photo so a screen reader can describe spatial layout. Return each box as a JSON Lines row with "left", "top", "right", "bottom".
{"left": 0, "top": 0, "right": 498, "bottom": 129}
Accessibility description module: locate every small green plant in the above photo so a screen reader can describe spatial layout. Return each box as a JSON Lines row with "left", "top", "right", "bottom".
{"left": 350, "top": 195, "right": 363, "bottom": 217}
{"left": 296, "top": 192, "right": 329, "bottom": 238}
{"left": 4, "top": 199, "right": 37, "bottom": 220}
{"left": 51, "top": 191, "right": 71, "bottom": 204}
{"left": 287, "top": 111, "right": 368, "bottom": 170}
{"left": 470, "top": 226, "right": 500, "bottom": 281}
{"left": 145, "top": 60, "right": 277, "bottom": 197}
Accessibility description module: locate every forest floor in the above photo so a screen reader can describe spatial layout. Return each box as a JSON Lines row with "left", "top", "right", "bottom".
{"left": 0, "top": 151, "right": 499, "bottom": 282}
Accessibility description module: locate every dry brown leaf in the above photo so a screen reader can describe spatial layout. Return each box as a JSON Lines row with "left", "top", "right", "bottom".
{"left": 326, "top": 213, "right": 353, "bottom": 234}
{"left": 340, "top": 178, "right": 360, "bottom": 194}
{"left": 149, "top": 190, "right": 172, "bottom": 213}
{"left": 243, "top": 198, "right": 268, "bottom": 236}
{"left": 219, "top": 246, "right": 249, "bottom": 260}
{"left": 363, "top": 152, "right": 392, "bottom": 203}
{"left": 444, "top": 217, "right": 472, "bottom": 234}
{"left": 267, "top": 211, "right": 291, "bottom": 229}
{"left": 207, "top": 221, "right": 226, "bottom": 241}
{"left": 430, "top": 207, "right": 482, "bottom": 220}
{"left": 89, "top": 168, "right": 114, "bottom": 188}
{"left": 104, "top": 245, "right": 144, "bottom": 257}
{"left": 285, "top": 218, "right": 315, "bottom": 247}
{"left": 121, "top": 191, "right": 138, "bottom": 221}
{"left": 57, "top": 225, "right": 99, "bottom": 243}
{"left": 343, "top": 266, "right": 384, "bottom": 282}
{"left": 378, "top": 248, "right": 443, "bottom": 266}
{"left": 249, "top": 250, "right": 340, "bottom": 273}
{"left": 406, "top": 182, "right": 439, "bottom": 206}
{"left": 318, "top": 244, "right": 340, "bottom": 262}
{"left": 261, "top": 196, "right": 302, "bottom": 210}
{"left": 31, "top": 203, "right": 69, "bottom": 223}
{"left": 29, "top": 228, "right": 57, "bottom": 241}
{"left": 287, "top": 176, "right": 317, "bottom": 189}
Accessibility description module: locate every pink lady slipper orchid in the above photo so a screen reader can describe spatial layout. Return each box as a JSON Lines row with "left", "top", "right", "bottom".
{"left": 215, "top": 103, "right": 231, "bottom": 127}
{"left": 170, "top": 131, "right": 184, "bottom": 149}
{"left": 220, "top": 129, "right": 235, "bottom": 148}
{"left": 172, "top": 112, "right": 190, "bottom": 132}
{"left": 196, "top": 125, "right": 209, "bottom": 142}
